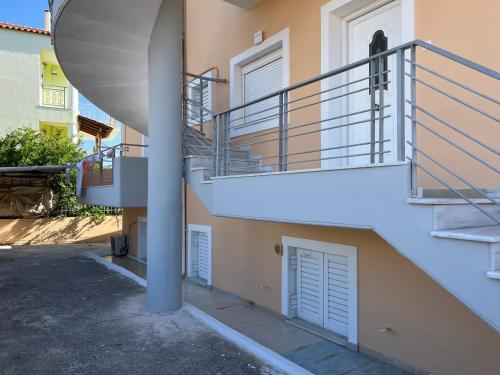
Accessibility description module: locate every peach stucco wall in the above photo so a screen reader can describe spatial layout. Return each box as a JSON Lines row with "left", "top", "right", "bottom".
{"left": 185, "top": 0, "right": 499, "bottom": 186}
{"left": 180, "top": 2, "right": 500, "bottom": 373}
{"left": 0, "top": 216, "right": 121, "bottom": 245}
{"left": 184, "top": 184, "right": 500, "bottom": 375}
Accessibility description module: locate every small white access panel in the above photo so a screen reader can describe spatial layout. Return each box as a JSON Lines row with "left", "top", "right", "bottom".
{"left": 187, "top": 224, "right": 212, "bottom": 286}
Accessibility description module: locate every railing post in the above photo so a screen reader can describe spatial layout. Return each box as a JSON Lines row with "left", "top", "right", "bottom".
{"left": 224, "top": 112, "right": 230, "bottom": 176}
{"left": 396, "top": 48, "right": 405, "bottom": 162}
{"left": 410, "top": 45, "right": 418, "bottom": 197}
{"left": 378, "top": 55, "right": 385, "bottom": 163}
{"left": 278, "top": 92, "right": 284, "bottom": 171}
{"left": 99, "top": 156, "right": 104, "bottom": 186}
{"left": 199, "top": 77, "right": 204, "bottom": 134}
{"left": 282, "top": 91, "right": 289, "bottom": 171}
{"left": 212, "top": 114, "right": 218, "bottom": 177}
{"left": 370, "top": 58, "right": 376, "bottom": 164}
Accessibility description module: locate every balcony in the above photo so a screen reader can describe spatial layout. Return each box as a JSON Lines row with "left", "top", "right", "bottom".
{"left": 42, "top": 84, "right": 67, "bottom": 109}
{"left": 78, "top": 144, "right": 148, "bottom": 208}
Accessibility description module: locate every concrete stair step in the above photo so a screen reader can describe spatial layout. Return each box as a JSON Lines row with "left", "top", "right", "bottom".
{"left": 408, "top": 198, "right": 500, "bottom": 231}
{"left": 419, "top": 188, "right": 500, "bottom": 199}
{"left": 431, "top": 225, "right": 500, "bottom": 243}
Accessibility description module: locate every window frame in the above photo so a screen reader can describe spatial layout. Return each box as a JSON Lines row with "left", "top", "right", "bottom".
{"left": 187, "top": 70, "right": 213, "bottom": 125}
{"left": 229, "top": 28, "right": 290, "bottom": 137}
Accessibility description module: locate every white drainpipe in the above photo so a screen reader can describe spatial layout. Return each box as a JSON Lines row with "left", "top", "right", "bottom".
{"left": 146, "top": 0, "right": 183, "bottom": 313}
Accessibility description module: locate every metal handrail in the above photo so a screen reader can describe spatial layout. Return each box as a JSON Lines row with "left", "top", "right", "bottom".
{"left": 407, "top": 60, "right": 500, "bottom": 105}
{"left": 214, "top": 39, "right": 498, "bottom": 118}
{"left": 207, "top": 39, "right": 499, "bottom": 223}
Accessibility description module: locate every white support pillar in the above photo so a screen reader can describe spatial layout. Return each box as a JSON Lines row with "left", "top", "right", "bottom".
{"left": 147, "top": 0, "right": 183, "bottom": 313}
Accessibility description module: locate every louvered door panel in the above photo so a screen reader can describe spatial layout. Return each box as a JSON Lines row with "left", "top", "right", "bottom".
{"left": 197, "top": 231, "right": 209, "bottom": 281}
{"left": 324, "top": 253, "right": 350, "bottom": 336}
{"left": 297, "top": 248, "right": 324, "bottom": 325}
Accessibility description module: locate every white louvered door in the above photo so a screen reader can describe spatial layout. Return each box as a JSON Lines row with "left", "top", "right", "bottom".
{"left": 296, "top": 246, "right": 355, "bottom": 338}
{"left": 323, "top": 253, "right": 350, "bottom": 336}
{"left": 297, "top": 248, "right": 324, "bottom": 325}
{"left": 197, "top": 231, "right": 209, "bottom": 281}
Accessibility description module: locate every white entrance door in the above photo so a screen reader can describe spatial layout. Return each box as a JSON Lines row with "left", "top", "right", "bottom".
{"left": 296, "top": 245, "right": 356, "bottom": 338}
{"left": 346, "top": 1, "right": 401, "bottom": 165}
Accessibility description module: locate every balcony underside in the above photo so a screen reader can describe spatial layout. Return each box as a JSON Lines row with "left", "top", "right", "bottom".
{"left": 52, "top": 0, "right": 263, "bottom": 136}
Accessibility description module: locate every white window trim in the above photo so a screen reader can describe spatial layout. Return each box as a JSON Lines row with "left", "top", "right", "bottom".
{"left": 187, "top": 224, "right": 213, "bottom": 286}
{"left": 281, "top": 236, "right": 358, "bottom": 346}
{"left": 320, "top": 0, "right": 415, "bottom": 168}
{"left": 187, "top": 71, "right": 213, "bottom": 124}
{"left": 229, "top": 28, "right": 290, "bottom": 137}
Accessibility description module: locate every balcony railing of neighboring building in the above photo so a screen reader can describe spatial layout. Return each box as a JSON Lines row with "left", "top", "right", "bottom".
{"left": 205, "top": 40, "right": 499, "bottom": 225}
{"left": 42, "top": 84, "right": 67, "bottom": 108}
{"left": 79, "top": 143, "right": 148, "bottom": 189}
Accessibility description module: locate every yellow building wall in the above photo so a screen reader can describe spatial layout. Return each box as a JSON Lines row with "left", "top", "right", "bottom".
{"left": 39, "top": 122, "right": 69, "bottom": 138}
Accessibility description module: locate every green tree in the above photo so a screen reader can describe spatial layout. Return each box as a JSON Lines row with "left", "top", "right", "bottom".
{"left": 0, "top": 128, "right": 97, "bottom": 217}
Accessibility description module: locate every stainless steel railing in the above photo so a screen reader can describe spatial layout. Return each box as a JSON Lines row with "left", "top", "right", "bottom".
{"left": 183, "top": 71, "right": 226, "bottom": 135}
{"left": 209, "top": 40, "right": 499, "bottom": 224}
{"left": 80, "top": 143, "right": 148, "bottom": 188}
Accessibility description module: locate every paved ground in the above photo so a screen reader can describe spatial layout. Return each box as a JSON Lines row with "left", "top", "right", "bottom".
{"left": 106, "top": 252, "right": 410, "bottom": 375}
{"left": 0, "top": 245, "right": 279, "bottom": 375}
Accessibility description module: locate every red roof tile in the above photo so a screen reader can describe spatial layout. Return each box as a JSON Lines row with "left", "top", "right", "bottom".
{"left": 0, "top": 22, "right": 50, "bottom": 36}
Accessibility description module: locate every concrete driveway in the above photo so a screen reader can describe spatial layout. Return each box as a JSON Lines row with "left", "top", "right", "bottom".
{"left": 0, "top": 245, "right": 278, "bottom": 375}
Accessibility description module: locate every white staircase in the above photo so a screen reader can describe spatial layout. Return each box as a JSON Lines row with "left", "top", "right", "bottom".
{"left": 183, "top": 159, "right": 500, "bottom": 333}
{"left": 183, "top": 40, "right": 500, "bottom": 332}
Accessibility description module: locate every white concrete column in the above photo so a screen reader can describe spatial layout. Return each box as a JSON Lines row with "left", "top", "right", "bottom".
{"left": 69, "top": 83, "right": 79, "bottom": 143}
{"left": 146, "top": 0, "right": 183, "bottom": 313}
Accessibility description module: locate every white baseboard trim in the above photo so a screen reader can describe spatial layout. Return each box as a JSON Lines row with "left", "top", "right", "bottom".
{"left": 84, "top": 251, "right": 147, "bottom": 288}
{"left": 184, "top": 304, "right": 314, "bottom": 375}
{"left": 84, "top": 251, "right": 313, "bottom": 375}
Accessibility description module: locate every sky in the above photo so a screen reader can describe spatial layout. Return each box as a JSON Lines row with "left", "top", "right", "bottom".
{"left": 1, "top": 0, "right": 48, "bottom": 28}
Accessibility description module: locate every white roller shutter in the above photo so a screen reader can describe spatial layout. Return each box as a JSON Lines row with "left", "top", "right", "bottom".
{"left": 297, "top": 248, "right": 324, "bottom": 325}
{"left": 240, "top": 49, "right": 283, "bottom": 132}
{"left": 323, "top": 253, "right": 350, "bottom": 336}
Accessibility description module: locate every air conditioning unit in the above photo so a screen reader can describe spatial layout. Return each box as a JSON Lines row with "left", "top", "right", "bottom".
{"left": 111, "top": 235, "right": 128, "bottom": 257}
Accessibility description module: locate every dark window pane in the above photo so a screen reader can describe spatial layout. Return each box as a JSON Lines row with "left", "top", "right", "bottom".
{"left": 369, "top": 30, "right": 388, "bottom": 92}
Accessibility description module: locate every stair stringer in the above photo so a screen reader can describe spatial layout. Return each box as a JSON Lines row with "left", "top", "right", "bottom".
{"left": 205, "top": 162, "right": 500, "bottom": 333}
{"left": 184, "top": 157, "right": 213, "bottom": 211}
